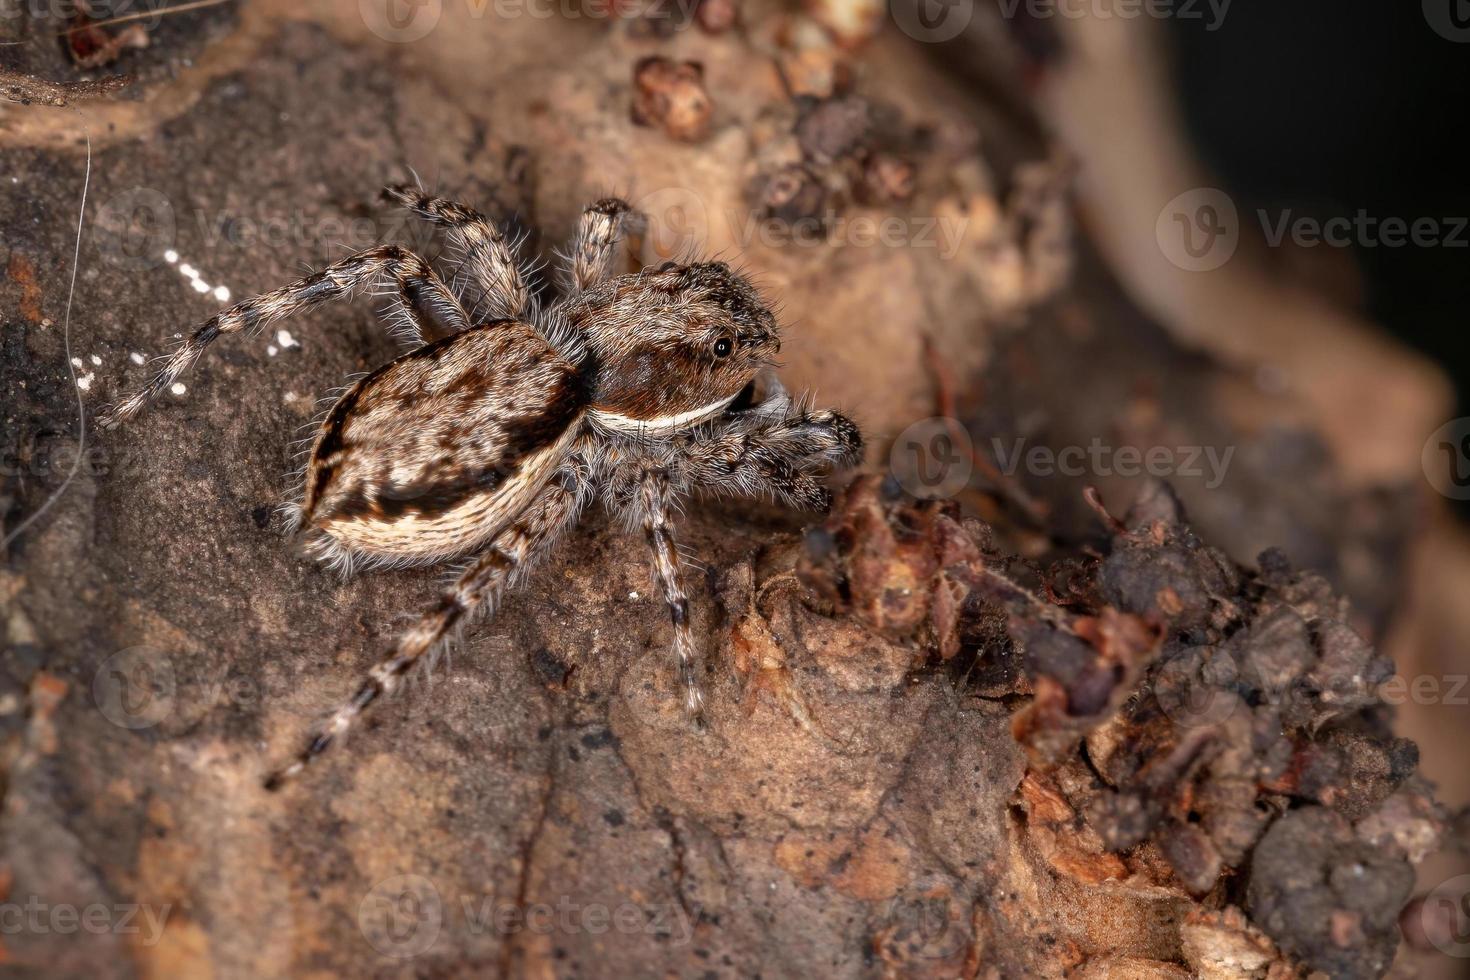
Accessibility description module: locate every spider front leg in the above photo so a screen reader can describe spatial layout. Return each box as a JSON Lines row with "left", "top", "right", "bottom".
{"left": 673, "top": 408, "right": 864, "bottom": 510}
{"left": 562, "top": 198, "right": 642, "bottom": 293}
{"left": 632, "top": 467, "right": 707, "bottom": 724}
{"left": 100, "top": 244, "right": 467, "bottom": 428}
{"left": 384, "top": 184, "right": 531, "bottom": 320}
{"left": 265, "top": 457, "right": 590, "bottom": 789}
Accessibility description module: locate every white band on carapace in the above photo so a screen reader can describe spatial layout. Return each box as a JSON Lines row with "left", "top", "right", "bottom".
{"left": 589, "top": 392, "right": 740, "bottom": 435}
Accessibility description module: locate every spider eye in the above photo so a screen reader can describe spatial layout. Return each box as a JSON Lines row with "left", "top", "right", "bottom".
{"left": 713, "top": 338, "right": 734, "bottom": 358}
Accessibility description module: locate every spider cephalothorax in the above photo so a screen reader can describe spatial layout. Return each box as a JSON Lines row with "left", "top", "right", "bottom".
{"left": 100, "top": 186, "right": 861, "bottom": 790}
{"left": 574, "top": 260, "right": 781, "bottom": 432}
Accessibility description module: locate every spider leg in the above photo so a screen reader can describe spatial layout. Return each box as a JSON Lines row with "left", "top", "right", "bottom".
{"left": 264, "top": 458, "right": 589, "bottom": 790}
{"left": 99, "top": 245, "right": 466, "bottom": 428}
{"left": 742, "top": 407, "right": 864, "bottom": 473}
{"left": 383, "top": 184, "right": 531, "bottom": 320}
{"left": 671, "top": 408, "right": 864, "bottom": 510}
{"left": 632, "top": 467, "right": 707, "bottom": 723}
{"left": 562, "top": 197, "right": 642, "bottom": 293}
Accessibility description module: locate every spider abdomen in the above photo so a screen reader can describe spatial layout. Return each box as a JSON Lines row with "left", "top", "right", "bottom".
{"left": 301, "top": 321, "right": 586, "bottom": 562}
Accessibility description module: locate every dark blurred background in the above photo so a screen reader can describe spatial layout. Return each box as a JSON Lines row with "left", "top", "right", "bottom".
{"left": 1168, "top": 1, "right": 1470, "bottom": 424}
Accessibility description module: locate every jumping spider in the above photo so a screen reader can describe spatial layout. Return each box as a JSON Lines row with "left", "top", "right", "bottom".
{"left": 100, "top": 186, "right": 862, "bottom": 789}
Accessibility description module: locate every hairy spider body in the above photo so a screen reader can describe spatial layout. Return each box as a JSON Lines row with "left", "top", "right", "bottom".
{"left": 99, "top": 186, "right": 861, "bottom": 790}
{"left": 299, "top": 321, "right": 583, "bottom": 564}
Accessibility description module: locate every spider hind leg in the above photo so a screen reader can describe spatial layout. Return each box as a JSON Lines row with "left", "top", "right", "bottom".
{"left": 100, "top": 244, "right": 466, "bottom": 428}
{"left": 264, "top": 459, "right": 589, "bottom": 789}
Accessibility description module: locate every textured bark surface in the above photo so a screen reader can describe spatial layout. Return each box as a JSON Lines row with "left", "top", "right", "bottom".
{"left": 0, "top": 5, "right": 1459, "bottom": 978}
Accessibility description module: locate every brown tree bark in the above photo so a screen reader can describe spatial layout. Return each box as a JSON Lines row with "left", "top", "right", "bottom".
{"left": 0, "top": 3, "right": 1460, "bottom": 977}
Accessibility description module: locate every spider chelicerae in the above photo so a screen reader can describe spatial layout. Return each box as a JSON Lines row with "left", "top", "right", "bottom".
{"left": 99, "top": 186, "right": 863, "bottom": 789}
